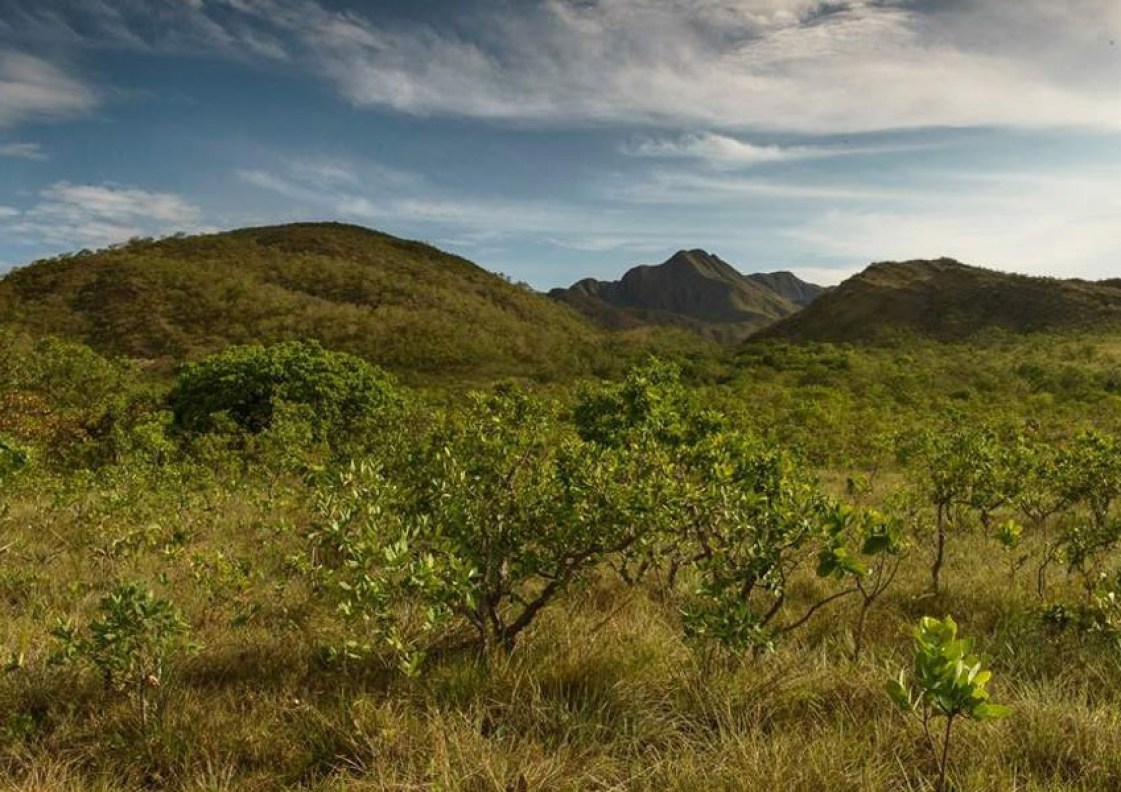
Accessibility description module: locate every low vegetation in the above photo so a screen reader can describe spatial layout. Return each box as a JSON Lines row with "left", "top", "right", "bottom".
{"left": 3, "top": 323, "right": 1121, "bottom": 791}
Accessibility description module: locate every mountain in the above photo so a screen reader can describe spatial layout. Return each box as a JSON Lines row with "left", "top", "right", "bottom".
{"left": 0, "top": 223, "right": 604, "bottom": 381}
{"left": 756, "top": 258, "right": 1121, "bottom": 343}
{"left": 549, "top": 249, "right": 823, "bottom": 342}
{"left": 746, "top": 271, "right": 827, "bottom": 308}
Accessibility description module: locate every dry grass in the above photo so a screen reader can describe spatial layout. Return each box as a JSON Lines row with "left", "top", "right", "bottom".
{"left": 1, "top": 464, "right": 1120, "bottom": 792}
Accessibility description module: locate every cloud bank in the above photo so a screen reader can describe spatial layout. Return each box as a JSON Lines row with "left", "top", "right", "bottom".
{"left": 5, "top": 0, "right": 1119, "bottom": 133}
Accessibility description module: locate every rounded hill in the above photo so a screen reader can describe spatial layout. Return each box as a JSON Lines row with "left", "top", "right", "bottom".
{"left": 0, "top": 223, "right": 600, "bottom": 380}
{"left": 756, "top": 258, "right": 1121, "bottom": 343}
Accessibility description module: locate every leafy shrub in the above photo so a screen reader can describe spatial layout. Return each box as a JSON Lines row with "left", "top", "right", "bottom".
{"left": 52, "top": 583, "right": 191, "bottom": 726}
{"left": 676, "top": 435, "right": 841, "bottom": 651}
{"left": 572, "top": 358, "right": 722, "bottom": 448}
{"left": 1042, "top": 568, "right": 1121, "bottom": 649}
{"left": 819, "top": 504, "right": 910, "bottom": 659}
{"left": 170, "top": 341, "right": 401, "bottom": 446}
{"left": 309, "top": 385, "right": 659, "bottom": 666}
{"left": 902, "top": 417, "right": 1014, "bottom": 593}
{"left": 307, "top": 463, "right": 475, "bottom": 674}
{"left": 0, "top": 331, "right": 157, "bottom": 467}
{"left": 888, "top": 616, "right": 1010, "bottom": 792}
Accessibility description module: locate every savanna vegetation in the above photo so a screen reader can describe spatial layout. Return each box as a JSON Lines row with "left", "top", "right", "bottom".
{"left": 4, "top": 317, "right": 1121, "bottom": 792}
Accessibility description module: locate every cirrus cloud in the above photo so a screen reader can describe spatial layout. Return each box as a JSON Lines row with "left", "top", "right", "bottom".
{"left": 4, "top": 0, "right": 1119, "bottom": 133}
{"left": 1, "top": 182, "right": 205, "bottom": 250}
{"left": 0, "top": 141, "right": 47, "bottom": 159}
{"left": 0, "top": 50, "right": 97, "bottom": 127}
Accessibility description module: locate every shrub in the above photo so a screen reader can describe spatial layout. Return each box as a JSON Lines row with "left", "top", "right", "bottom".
{"left": 308, "top": 385, "right": 659, "bottom": 666}
{"left": 887, "top": 616, "right": 1010, "bottom": 792}
{"left": 51, "top": 583, "right": 191, "bottom": 727}
{"left": 677, "top": 434, "right": 842, "bottom": 651}
{"left": 572, "top": 358, "right": 722, "bottom": 448}
{"left": 170, "top": 341, "right": 401, "bottom": 446}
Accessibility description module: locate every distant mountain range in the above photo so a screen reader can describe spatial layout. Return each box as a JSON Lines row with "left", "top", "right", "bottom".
{"left": 549, "top": 249, "right": 826, "bottom": 342}
{"left": 3, "top": 224, "right": 1120, "bottom": 383}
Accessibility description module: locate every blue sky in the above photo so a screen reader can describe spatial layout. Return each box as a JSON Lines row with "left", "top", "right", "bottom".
{"left": 0, "top": 0, "right": 1118, "bottom": 288}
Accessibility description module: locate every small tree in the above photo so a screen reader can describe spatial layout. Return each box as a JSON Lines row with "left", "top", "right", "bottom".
{"left": 309, "top": 385, "right": 659, "bottom": 664}
{"left": 1054, "top": 431, "right": 1121, "bottom": 596}
{"left": 1006, "top": 434, "right": 1069, "bottom": 596}
{"left": 904, "top": 419, "right": 1005, "bottom": 594}
{"left": 572, "top": 358, "right": 722, "bottom": 587}
{"left": 572, "top": 358, "right": 723, "bottom": 449}
{"left": 887, "top": 616, "right": 1010, "bottom": 792}
{"left": 993, "top": 518, "right": 1029, "bottom": 582}
{"left": 819, "top": 505, "right": 909, "bottom": 661}
{"left": 677, "top": 434, "right": 844, "bottom": 652}
{"left": 52, "top": 583, "right": 191, "bottom": 727}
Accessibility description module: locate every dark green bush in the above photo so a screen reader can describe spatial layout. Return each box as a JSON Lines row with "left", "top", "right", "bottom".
{"left": 170, "top": 341, "right": 401, "bottom": 445}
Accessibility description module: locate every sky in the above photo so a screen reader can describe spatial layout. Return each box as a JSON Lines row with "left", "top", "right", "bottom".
{"left": 0, "top": 0, "right": 1118, "bottom": 289}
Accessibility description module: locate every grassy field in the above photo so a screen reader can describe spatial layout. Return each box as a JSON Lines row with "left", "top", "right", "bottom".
{"left": 2, "top": 467, "right": 1120, "bottom": 791}
{"left": 3, "top": 334, "right": 1121, "bottom": 791}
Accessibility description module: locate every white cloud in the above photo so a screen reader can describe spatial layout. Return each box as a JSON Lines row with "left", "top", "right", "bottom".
{"left": 2, "top": 182, "right": 204, "bottom": 250}
{"left": 239, "top": 165, "right": 595, "bottom": 237}
{"left": 612, "top": 168, "right": 919, "bottom": 204}
{"left": 627, "top": 133, "right": 819, "bottom": 166}
{"left": 8, "top": 0, "right": 1119, "bottom": 133}
{"left": 789, "top": 170, "right": 1121, "bottom": 279}
{"left": 625, "top": 131, "right": 938, "bottom": 168}
{"left": 271, "top": 0, "right": 1121, "bottom": 131}
{"left": 0, "top": 206, "right": 19, "bottom": 218}
{"left": 38, "top": 182, "right": 201, "bottom": 224}
{"left": 0, "top": 141, "right": 47, "bottom": 160}
{"left": 0, "top": 51, "right": 98, "bottom": 127}
{"left": 2, "top": 0, "right": 290, "bottom": 61}
{"left": 546, "top": 235, "right": 671, "bottom": 254}
{"left": 236, "top": 158, "right": 768, "bottom": 260}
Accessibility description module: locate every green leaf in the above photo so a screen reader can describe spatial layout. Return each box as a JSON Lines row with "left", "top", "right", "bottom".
{"left": 972, "top": 703, "right": 1012, "bottom": 721}
{"left": 886, "top": 675, "right": 912, "bottom": 711}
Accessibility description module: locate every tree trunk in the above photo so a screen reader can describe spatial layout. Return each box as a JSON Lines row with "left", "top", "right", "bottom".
{"left": 936, "top": 714, "right": 955, "bottom": 792}
{"left": 931, "top": 503, "right": 947, "bottom": 595}
{"left": 853, "top": 598, "right": 870, "bottom": 662}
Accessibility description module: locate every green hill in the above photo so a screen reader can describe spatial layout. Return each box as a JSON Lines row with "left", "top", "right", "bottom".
{"left": 756, "top": 258, "right": 1121, "bottom": 343}
{"left": 0, "top": 223, "right": 604, "bottom": 381}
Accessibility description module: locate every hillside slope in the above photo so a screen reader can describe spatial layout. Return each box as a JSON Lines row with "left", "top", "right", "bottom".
{"left": 746, "top": 271, "right": 827, "bottom": 307}
{"left": 549, "top": 250, "right": 820, "bottom": 342}
{"left": 757, "top": 258, "right": 1121, "bottom": 343}
{"left": 0, "top": 223, "right": 601, "bottom": 380}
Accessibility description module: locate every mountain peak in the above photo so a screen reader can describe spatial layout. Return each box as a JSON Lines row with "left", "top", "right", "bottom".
{"left": 657, "top": 249, "right": 744, "bottom": 283}
{"left": 550, "top": 250, "right": 824, "bottom": 343}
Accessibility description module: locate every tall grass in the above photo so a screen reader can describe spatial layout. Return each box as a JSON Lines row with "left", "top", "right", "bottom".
{"left": 0, "top": 461, "right": 1118, "bottom": 791}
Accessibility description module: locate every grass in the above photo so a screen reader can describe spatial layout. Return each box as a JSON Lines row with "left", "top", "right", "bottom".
{"left": 2, "top": 460, "right": 1121, "bottom": 792}
{"left": 7, "top": 331, "right": 1121, "bottom": 790}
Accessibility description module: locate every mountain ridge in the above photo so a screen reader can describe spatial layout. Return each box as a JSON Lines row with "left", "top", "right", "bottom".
{"left": 550, "top": 249, "right": 824, "bottom": 343}
{"left": 755, "top": 257, "right": 1121, "bottom": 343}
